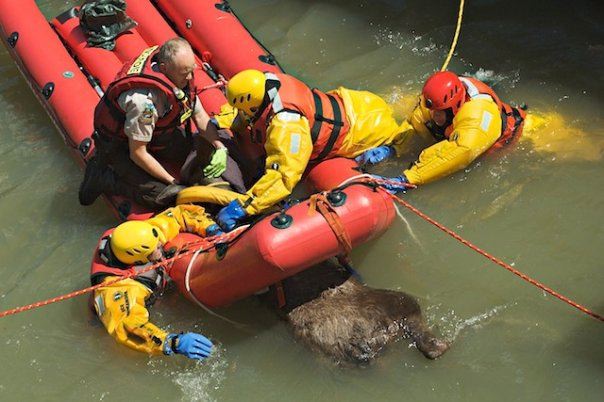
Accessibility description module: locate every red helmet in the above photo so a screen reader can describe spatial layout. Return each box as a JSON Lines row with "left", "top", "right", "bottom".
{"left": 422, "top": 71, "right": 466, "bottom": 114}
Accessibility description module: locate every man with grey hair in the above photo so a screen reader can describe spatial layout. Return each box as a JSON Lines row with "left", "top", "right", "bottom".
{"left": 79, "top": 37, "right": 244, "bottom": 210}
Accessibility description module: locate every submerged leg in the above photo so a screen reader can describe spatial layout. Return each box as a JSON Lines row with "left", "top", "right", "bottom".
{"left": 403, "top": 316, "right": 450, "bottom": 359}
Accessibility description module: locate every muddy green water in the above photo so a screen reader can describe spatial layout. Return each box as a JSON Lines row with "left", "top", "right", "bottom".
{"left": 0, "top": 1, "right": 602, "bottom": 401}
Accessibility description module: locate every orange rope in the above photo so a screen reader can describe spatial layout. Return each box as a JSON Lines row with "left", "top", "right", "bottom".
{"left": 378, "top": 187, "right": 604, "bottom": 322}
{"left": 0, "top": 231, "right": 236, "bottom": 319}
{"left": 197, "top": 80, "right": 227, "bottom": 93}
{"left": 2, "top": 179, "right": 601, "bottom": 323}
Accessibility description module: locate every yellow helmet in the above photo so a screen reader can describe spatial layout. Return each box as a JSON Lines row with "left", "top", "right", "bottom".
{"left": 226, "top": 69, "right": 266, "bottom": 116}
{"left": 110, "top": 221, "right": 163, "bottom": 265}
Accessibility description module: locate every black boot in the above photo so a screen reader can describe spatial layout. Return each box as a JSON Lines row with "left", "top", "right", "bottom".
{"left": 153, "top": 183, "right": 186, "bottom": 207}
{"left": 78, "top": 157, "right": 115, "bottom": 206}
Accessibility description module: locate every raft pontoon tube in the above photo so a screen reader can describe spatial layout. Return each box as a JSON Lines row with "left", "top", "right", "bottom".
{"left": 0, "top": 0, "right": 396, "bottom": 307}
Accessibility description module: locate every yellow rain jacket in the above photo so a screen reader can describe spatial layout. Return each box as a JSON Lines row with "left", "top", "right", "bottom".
{"left": 93, "top": 204, "right": 216, "bottom": 355}
{"left": 216, "top": 86, "right": 405, "bottom": 215}
{"left": 395, "top": 96, "right": 502, "bottom": 185}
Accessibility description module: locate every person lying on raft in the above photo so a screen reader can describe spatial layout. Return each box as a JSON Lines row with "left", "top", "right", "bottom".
{"left": 213, "top": 69, "right": 410, "bottom": 231}
{"left": 356, "top": 71, "right": 527, "bottom": 192}
{"left": 90, "top": 204, "right": 222, "bottom": 359}
{"left": 79, "top": 37, "right": 245, "bottom": 210}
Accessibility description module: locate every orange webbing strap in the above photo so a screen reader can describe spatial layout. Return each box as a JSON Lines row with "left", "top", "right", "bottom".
{"left": 308, "top": 193, "right": 352, "bottom": 255}
{"left": 274, "top": 281, "right": 287, "bottom": 309}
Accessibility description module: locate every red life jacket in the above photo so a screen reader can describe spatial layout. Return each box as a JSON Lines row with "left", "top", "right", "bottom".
{"left": 93, "top": 46, "right": 197, "bottom": 148}
{"left": 89, "top": 229, "right": 166, "bottom": 292}
{"left": 250, "top": 73, "right": 351, "bottom": 162}
{"left": 427, "top": 77, "right": 526, "bottom": 150}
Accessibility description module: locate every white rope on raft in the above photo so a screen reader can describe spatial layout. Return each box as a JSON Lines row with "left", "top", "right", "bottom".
{"left": 336, "top": 174, "right": 424, "bottom": 249}
{"left": 184, "top": 228, "right": 250, "bottom": 330}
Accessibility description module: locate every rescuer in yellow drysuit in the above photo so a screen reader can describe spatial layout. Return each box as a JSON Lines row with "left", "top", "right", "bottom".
{"left": 361, "top": 70, "right": 528, "bottom": 191}
{"left": 213, "top": 69, "right": 407, "bottom": 231}
{"left": 90, "top": 204, "right": 222, "bottom": 358}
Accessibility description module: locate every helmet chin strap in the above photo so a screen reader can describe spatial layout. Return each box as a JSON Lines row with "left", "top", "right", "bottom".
{"left": 444, "top": 108, "right": 455, "bottom": 126}
{"left": 250, "top": 74, "right": 281, "bottom": 124}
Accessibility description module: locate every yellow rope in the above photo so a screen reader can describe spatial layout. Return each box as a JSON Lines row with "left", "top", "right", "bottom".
{"left": 440, "top": 0, "right": 465, "bottom": 71}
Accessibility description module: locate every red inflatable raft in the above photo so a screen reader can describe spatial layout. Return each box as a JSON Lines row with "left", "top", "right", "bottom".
{"left": 0, "top": 0, "right": 395, "bottom": 307}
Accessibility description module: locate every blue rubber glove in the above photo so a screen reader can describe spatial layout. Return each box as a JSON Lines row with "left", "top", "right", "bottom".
{"left": 372, "top": 174, "right": 410, "bottom": 194}
{"left": 217, "top": 200, "right": 247, "bottom": 232}
{"left": 355, "top": 145, "right": 394, "bottom": 165}
{"left": 205, "top": 223, "right": 224, "bottom": 237}
{"left": 165, "top": 332, "right": 213, "bottom": 360}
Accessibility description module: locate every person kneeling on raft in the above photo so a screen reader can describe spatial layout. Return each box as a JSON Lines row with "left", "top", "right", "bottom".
{"left": 79, "top": 37, "right": 245, "bottom": 210}
{"left": 356, "top": 70, "right": 527, "bottom": 192}
{"left": 90, "top": 204, "right": 223, "bottom": 359}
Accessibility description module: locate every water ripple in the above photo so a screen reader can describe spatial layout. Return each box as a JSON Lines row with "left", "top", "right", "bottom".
{"left": 427, "top": 302, "right": 516, "bottom": 342}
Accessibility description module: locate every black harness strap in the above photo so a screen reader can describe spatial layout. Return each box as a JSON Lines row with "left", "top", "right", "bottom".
{"left": 250, "top": 78, "right": 282, "bottom": 126}
{"left": 314, "top": 95, "right": 344, "bottom": 161}
{"left": 310, "top": 91, "right": 345, "bottom": 161}
{"left": 491, "top": 104, "right": 525, "bottom": 149}
{"left": 91, "top": 237, "right": 128, "bottom": 286}
{"left": 310, "top": 91, "right": 323, "bottom": 143}
{"left": 500, "top": 111, "right": 509, "bottom": 141}
{"left": 502, "top": 107, "right": 524, "bottom": 145}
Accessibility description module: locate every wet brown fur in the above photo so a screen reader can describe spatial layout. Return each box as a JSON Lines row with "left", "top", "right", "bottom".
{"left": 263, "top": 261, "right": 449, "bottom": 364}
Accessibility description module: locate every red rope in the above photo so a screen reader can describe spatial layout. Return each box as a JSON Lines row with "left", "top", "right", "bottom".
{"left": 1, "top": 178, "right": 600, "bottom": 323}
{"left": 197, "top": 80, "right": 226, "bottom": 93}
{"left": 0, "top": 230, "right": 240, "bottom": 319}
{"left": 379, "top": 187, "right": 604, "bottom": 322}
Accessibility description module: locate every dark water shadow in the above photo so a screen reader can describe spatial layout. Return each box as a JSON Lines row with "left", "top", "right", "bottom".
{"left": 153, "top": 286, "right": 282, "bottom": 344}
{"left": 559, "top": 303, "right": 604, "bottom": 372}
{"left": 312, "top": 0, "right": 604, "bottom": 101}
